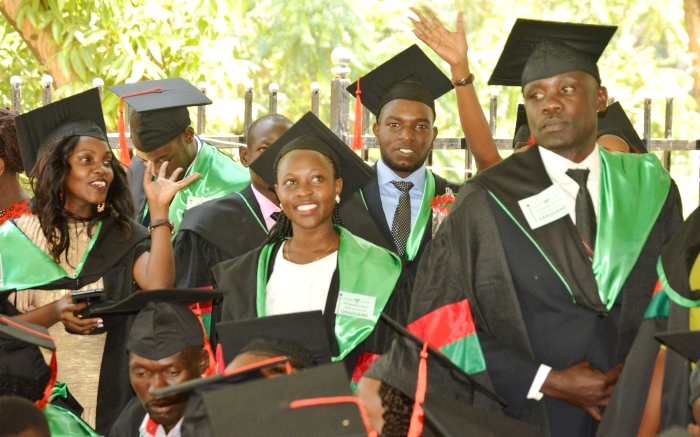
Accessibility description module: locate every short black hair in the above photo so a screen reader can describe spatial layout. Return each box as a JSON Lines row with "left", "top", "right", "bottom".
{"left": 0, "top": 396, "right": 50, "bottom": 437}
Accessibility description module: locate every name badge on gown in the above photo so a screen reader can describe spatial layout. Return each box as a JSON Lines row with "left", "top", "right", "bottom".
{"left": 518, "top": 184, "right": 571, "bottom": 230}
{"left": 335, "top": 291, "right": 376, "bottom": 320}
{"left": 186, "top": 196, "right": 209, "bottom": 210}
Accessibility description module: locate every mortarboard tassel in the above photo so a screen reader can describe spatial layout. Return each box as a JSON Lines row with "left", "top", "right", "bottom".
{"left": 407, "top": 342, "right": 429, "bottom": 437}
{"left": 215, "top": 343, "right": 225, "bottom": 374}
{"left": 116, "top": 87, "right": 164, "bottom": 166}
{"left": 191, "top": 302, "right": 218, "bottom": 376}
{"left": 352, "top": 77, "right": 363, "bottom": 152}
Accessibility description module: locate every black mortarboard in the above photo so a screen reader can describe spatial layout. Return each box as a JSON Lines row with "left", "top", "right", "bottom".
{"left": 216, "top": 311, "right": 332, "bottom": 367}
{"left": 83, "top": 288, "right": 225, "bottom": 317}
{"left": 374, "top": 313, "right": 505, "bottom": 406}
{"left": 249, "top": 112, "right": 374, "bottom": 205}
{"left": 597, "top": 102, "right": 647, "bottom": 153}
{"left": 0, "top": 317, "right": 55, "bottom": 352}
{"left": 0, "top": 317, "right": 54, "bottom": 401}
{"left": 488, "top": 19, "right": 617, "bottom": 87}
{"left": 202, "top": 363, "right": 369, "bottom": 437}
{"left": 655, "top": 331, "right": 700, "bottom": 363}
{"left": 14, "top": 88, "right": 107, "bottom": 175}
{"left": 108, "top": 78, "right": 211, "bottom": 152}
{"left": 513, "top": 103, "right": 532, "bottom": 149}
{"left": 346, "top": 44, "right": 452, "bottom": 117}
{"left": 422, "top": 393, "right": 538, "bottom": 437}
{"left": 127, "top": 301, "right": 206, "bottom": 361}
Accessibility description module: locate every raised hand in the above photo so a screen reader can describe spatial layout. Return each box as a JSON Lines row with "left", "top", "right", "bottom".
{"left": 142, "top": 160, "right": 200, "bottom": 217}
{"left": 409, "top": 6, "right": 468, "bottom": 68}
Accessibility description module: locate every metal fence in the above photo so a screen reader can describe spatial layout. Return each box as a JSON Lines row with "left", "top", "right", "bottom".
{"left": 8, "top": 47, "right": 699, "bottom": 182}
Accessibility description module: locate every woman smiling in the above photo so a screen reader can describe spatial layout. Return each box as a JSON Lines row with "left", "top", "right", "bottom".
{"left": 213, "top": 113, "right": 412, "bottom": 381}
{"left": 0, "top": 89, "right": 199, "bottom": 433}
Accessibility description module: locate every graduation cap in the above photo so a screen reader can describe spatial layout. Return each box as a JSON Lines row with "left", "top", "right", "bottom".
{"left": 151, "top": 356, "right": 290, "bottom": 399}
{"left": 597, "top": 101, "right": 647, "bottom": 153}
{"left": 513, "top": 103, "right": 532, "bottom": 149}
{"left": 655, "top": 331, "right": 700, "bottom": 363}
{"left": 0, "top": 317, "right": 55, "bottom": 352}
{"left": 422, "top": 393, "right": 538, "bottom": 437}
{"left": 14, "top": 88, "right": 107, "bottom": 176}
{"left": 82, "top": 288, "right": 225, "bottom": 317}
{"left": 108, "top": 78, "right": 211, "bottom": 154}
{"left": 202, "top": 363, "right": 372, "bottom": 437}
{"left": 346, "top": 44, "right": 452, "bottom": 118}
{"left": 216, "top": 311, "right": 332, "bottom": 367}
{"left": 488, "top": 19, "right": 617, "bottom": 87}
{"left": 127, "top": 301, "right": 211, "bottom": 361}
{"left": 249, "top": 112, "right": 374, "bottom": 205}
{"left": 655, "top": 330, "right": 700, "bottom": 406}
{"left": 0, "top": 317, "right": 55, "bottom": 404}
{"left": 377, "top": 313, "right": 505, "bottom": 407}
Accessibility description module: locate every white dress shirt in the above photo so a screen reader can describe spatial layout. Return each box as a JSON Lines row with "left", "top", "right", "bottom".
{"left": 526, "top": 145, "right": 602, "bottom": 401}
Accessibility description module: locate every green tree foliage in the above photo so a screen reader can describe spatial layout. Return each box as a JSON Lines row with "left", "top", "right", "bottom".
{"left": 0, "top": 0, "right": 696, "bottom": 139}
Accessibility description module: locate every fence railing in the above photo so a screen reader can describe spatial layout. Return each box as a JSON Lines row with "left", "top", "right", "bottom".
{"left": 8, "top": 47, "right": 700, "bottom": 182}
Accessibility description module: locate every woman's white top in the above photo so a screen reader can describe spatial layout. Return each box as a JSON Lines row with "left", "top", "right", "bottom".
{"left": 265, "top": 241, "right": 338, "bottom": 316}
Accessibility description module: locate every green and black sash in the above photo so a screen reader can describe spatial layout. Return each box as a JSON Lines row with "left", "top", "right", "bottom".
{"left": 476, "top": 146, "right": 671, "bottom": 311}
{"left": 254, "top": 226, "right": 402, "bottom": 361}
{"left": 0, "top": 217, "right": 149, "bottom": 293}
{"left": 403, "top": 169, "right": 435, "bottom": 261}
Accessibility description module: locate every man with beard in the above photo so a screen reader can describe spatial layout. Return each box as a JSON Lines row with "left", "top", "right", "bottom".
{"left": 108, "top": 301, "right": 209, "bottom": 437}
{"left": 347, "top": 45, "right": 461, "bottom": 275}
{"left": 400, "top": 19, "right": 683, "bottom": 437}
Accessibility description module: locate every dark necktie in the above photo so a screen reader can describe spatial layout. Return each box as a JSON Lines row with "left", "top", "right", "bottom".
{"left": 391, "top": 181, "right": 414, "bottom": 256}
{"left": 566, "top": 169, "right": 596, "bottom": 257}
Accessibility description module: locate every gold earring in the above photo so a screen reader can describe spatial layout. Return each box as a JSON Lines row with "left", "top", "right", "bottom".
{"left": 97, "top": 203, "right": 105, "bottom": 213}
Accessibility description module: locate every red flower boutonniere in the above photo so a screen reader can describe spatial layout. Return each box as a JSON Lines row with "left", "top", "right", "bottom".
{"left": 430, "top": 188, "right": 456, "bottom": 237}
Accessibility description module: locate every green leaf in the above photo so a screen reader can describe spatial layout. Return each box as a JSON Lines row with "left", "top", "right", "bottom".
{"left": 146, "top": 40, "right": 162, "bottom": 64}
{"left": 69, "top": 48, "right": 86, "bottom": 81}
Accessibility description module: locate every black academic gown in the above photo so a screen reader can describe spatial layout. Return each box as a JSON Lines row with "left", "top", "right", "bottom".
{"left": 408, "top": 147, "right": 682, "bottom": 437}
{"left": 211, "top": 236, "right": 412, "bottom": 376}
{"left": 362, "top": 164, "right": 461, "bottom": 276}
{"left": 174, "top": 184, "right": 392, "bottom": 289}
{"left": 107, "top": 396, "right": 145, "bottom": 437}
{"left": 127, "top": 158, "right": 148, "bottom": 222}
{"left": 598, "top": 206, "right": 700, "bottom": 436}
{"left": 2, "top": 215, "right": 150, "bottom": 436}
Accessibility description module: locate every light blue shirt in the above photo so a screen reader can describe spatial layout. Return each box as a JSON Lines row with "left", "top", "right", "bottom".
{"left": 376, "top": 159, "right": 426, "bottom": 229}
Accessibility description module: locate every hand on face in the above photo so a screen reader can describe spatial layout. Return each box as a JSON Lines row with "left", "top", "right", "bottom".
{"left": 374, "top": 99, "right": 436, "bottom": 178}
{"left": 63, "top": 137, "right": 114, "bottom": 218}
{"left": 142, "top": 160, "right": 200, "bottom": 217}
{"left": 409, "top": 6, "right": 468, "bottom": 68}
{"left": 274, "top": 149, "right": 342, "bottom": 231}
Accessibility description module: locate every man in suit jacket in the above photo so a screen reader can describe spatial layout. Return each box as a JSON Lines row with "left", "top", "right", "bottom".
{"left": 393, "top": 20, "right": 683, "bottom": 437}
{"left": 347, "top": 45, "right": 461, "bottom": 275}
